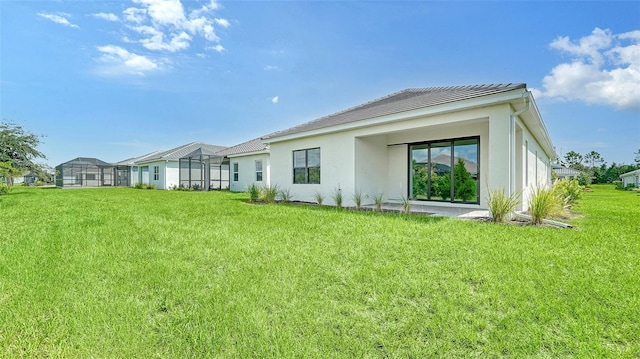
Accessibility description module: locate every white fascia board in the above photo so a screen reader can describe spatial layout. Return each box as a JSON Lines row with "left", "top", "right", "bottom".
{"left": 517, "top": 96, "right": 557, "bottom": 160}
{"left": 620, "top": 169, "right": 640, "bottom": 178}
{"left": 263, "top": 89, "right": 528, "bottom": 144}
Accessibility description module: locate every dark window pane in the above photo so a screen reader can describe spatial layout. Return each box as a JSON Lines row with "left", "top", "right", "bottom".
{"left": 293, "top": 168, "right": 306, "bottom": 184}
{"left": 256, "top": 172, "right": 262, "bottom": 181}
{"left": 308, "top": 167, "right": 320, "bottom": 184}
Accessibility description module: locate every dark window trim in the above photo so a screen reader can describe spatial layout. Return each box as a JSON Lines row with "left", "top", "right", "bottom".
{"left": 293, "top": 148, "right": 320, "bottom": 184}
{"left": 407, "top": 136, "right": 480, "bottom": 204}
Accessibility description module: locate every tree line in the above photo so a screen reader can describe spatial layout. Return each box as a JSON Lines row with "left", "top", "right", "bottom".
{"left": 0, "top": 121, "right": 50, "bottom": 186}
{"left": 558, "top": 149, "right": 640, "bottom": 185}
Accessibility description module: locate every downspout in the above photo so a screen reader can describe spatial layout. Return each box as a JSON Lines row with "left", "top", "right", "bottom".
{"left": 509, "top": 91, "right": 531, "bottom": 195}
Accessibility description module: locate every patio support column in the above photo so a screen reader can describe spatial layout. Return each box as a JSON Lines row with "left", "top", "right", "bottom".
{"left": 487, "top": 105, "right": 512, "bottom": 196}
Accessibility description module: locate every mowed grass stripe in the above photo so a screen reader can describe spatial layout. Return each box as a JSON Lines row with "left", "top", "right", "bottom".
{"left": 0, "top": 185, "right": 638, "bottom": 357}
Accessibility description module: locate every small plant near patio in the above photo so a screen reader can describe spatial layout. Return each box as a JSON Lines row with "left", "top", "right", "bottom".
{"left": 262, "top": 184, "right": 279, "bottom": 203}
{"left": 352, "top": 189, "right": 363, "bottom": 210}
{"left": 528, "top": 187, "right": 564, "bottom": 225}
{"left": 552, "top": 179, "right": 583, "bottom": 207}
{"left": 314, "top": 191, "right": 324, "bottom": 205}
{"left": 487, "top": 187, "right": 520, "bottom": 223}
{"left": 332, "top": 188, "right": 343, "bottom": 208}
{"left": 278, "top": 188, "right": 293, "bottom": 202}
{"left": 247, "top": 183, "right": 261, "bottom": 202}
{"left": 374, "top": 193, "right": 384, "bottom": 212}
{"left": 400, "top": 195, "right": 411, "bottom": 214}
{"left": 134, "top": 182, "right": 147, "bottom": 189}
{"left": 0, "top": 182, "right": 9, "bottom": 195}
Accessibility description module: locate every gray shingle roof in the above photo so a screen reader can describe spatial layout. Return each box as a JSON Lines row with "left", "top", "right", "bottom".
{"left": 215, "top": 138, "right": 268, "bottom": 156}
{"left": 263, "top": 83, "right": 526, "bottom": 140}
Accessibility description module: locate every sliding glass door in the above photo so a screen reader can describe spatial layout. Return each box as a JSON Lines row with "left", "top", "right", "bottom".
{"left": 409, "top": 137, "right": 479, "bottom": 204}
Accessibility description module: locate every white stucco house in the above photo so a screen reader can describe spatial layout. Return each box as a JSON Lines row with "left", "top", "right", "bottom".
{"left": 217, "top": 138, "right": 270, "bottom": 192}
{"left": 620, "top": 169, "right": 640, "bottom": 188}
{"left": 230, "top": 83, "right": 555, "bottom": 211}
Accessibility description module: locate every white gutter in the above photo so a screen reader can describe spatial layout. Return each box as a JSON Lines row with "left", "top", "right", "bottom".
{"left": 509, "top": 91, "right": 531, "bottom": 195}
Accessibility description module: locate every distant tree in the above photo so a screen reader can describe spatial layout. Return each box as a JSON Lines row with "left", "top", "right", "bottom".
{"left": 0, "top": 162, "right": 22, "bottom": 187}
{"left": 411, "top": 160, "right": 428, "bottom": 198}
{"left": 635, "top": 149, "right": 640, "bottom": 166}
{"left": 564, "top": 151, "right": 585, "bottom": 170}
{"left": 0, "top": 122, "right": 46, "bottom": 184}
{"left": 453, "top": 158, "right": 476, "bottom": 201}
{"left": 584, "top": 151, "right": 605, "bottom": 170}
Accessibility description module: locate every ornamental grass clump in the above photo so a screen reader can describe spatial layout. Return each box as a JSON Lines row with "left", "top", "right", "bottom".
{"left": 528, "top": 187, "right": 564, "bottom": 225}
{"left": 400, "top": 195, "right": 411, "bottom": 214}
{"left": 278, "top": 188, "right": 293, "bottom": 202}
{"left": 487, "top": 188, "right": 520, "bottom": 223}
{"left": 247, "top": 183, "right": 261, "bottom": 202}
{"left": 332, "top": 188, "right": 343, "bottom": 208}
{"left": 373, "top": 193, "right": 384, "bottom": 212}
{"left": 352, "top": 189, "right": 363, "bottom": 210}
{"left": 262, "top": 184, "right": 279, "bottom": 204}
{"left": 314, "top": 191, "right": 324, "bottom": 205}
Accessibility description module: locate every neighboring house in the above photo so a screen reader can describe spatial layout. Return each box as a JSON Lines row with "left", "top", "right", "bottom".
{"left": 620, "top": 169, "right": 640, "bottom": 188}
{"left": 551, "top": 163, "right": 582, "bottom": 180}
{"left": 55, "top": 157, "right": 116, "bottom": 187}
{"left": 217, "top": 138, "right": 270, "bottom": 192}
{"left": 23, "top": 172, "right": 38, "bottom": 185}
{"left": 254, "top": 83, "right": 555, "bottom": 211}
{"left": 130, "top": 142, "right": 228, "bottom": 190}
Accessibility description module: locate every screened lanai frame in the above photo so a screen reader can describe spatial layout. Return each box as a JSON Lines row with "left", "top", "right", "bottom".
{"left": 179, "top": 148, "right": 230, "bottom": 190}
{"left": 55, "top": 157, "right": 117, "bottom": 188}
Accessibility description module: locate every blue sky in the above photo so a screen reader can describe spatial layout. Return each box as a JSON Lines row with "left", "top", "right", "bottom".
{"left": 1, "top": 0, "right": 639, "bottom": 168}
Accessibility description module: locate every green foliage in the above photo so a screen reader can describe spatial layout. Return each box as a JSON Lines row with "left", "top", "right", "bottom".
{"left": 453, "top": 159, "right": 476, "bottom": 201}
{"left": 553, "top": 179, "right": 583, "bottom": 206}
{"left": 247, "top": 183, "right": 261, "bottom": 202}
{"left": 373, "top": 193, "right": 384, "bottom": 212}
{"left": 412, "top": 161, "right": 428, "bottom": 198}
{"left": 0, "top": 122, "right": 46, "bottom": 175}
{"left": 487, "top": 188, "right": 520, "bottom": 223}
{"left": 576, "top": 171, "right": 592, "bottom": 186}
{"left": 0, "top": 161, "right": 22, "bottom": 187}
{"left": 278, "top": 188, "right": 293, "bottom": 202}
{"left": 528, "top": 187, "right": 564, "bottom": 225}
{"left": 563, "top": 150, "right": 585, "bottom": 170}
{"left": 625, "top": 183, "right": 636, "bottom": 190}
{"left": 147, "top": 184, "right": 156, "bottom": 190}
{"left": 613, "top": 180, "right": 624, "bottom": 190}
{"left": 434, "top": 174, "right": 451, "bottom": 200}
{"left": 314, "top": 191, "right": 324, "bottom": 205}
{"left": 134, "top": 182, "right": 147, "bottom": 189}
{"left": 262, "top": 184, "right": 278, "bottom": 203}
{"left": 352, "top": 189, "right": 363, "bottom": 209}
{"left": 332, "top": 188, "right": 343, "bottom": 208}
{"left": 0, "top": 182, "right": 10, "bottom": 195}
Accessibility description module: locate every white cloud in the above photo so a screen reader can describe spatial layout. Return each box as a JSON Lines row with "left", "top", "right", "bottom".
{"left": 96, "top": 45, "right": 160, "bottom": 76}
{"left": 92, "top": 12, "right": 119, "bottom": 22}
{"left": 272, "top": 96, "right": 279, "bottom": 104}
{"left": 534, "top": 28, "right": 640, "bottom": 112}
{"left": 264, "top": 65, "right": 279, "bottom": 71}
{"left": 38, "top": 12, "right": 79, "bottom": 29}
{"left": 123, "top": 7, "right": 147, "bottom": 23}
{"left": 208, "top": 44, "right": 225, "bottom": 53}
{"left": 214, "top": 18, "right": 230, "bottom": 28}
{"left": 132, "top": 0, "right": 185, "bottom": 26}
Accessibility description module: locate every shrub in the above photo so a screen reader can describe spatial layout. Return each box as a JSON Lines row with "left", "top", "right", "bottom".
{"left": 262, "top": 184, "right": 278, "bottom": 204}
{"left": 147, "top": 184, "right": 156, "bottom": 190}
{"left": 352, "top": 189, "right": 363, "bottom": 210}
{"left": 332, "top": 188, "right": 343, "bottom": 208}
{"left": 0, "top": 182, "right": 9, "bottom": 195}
{"left": 576, "top": 172, "right": 592, "bottom": 186}
{"left": 528, "top": 187, "right": 564, "bottom": 225}
{"left": 191, "top": 183, "right": 200, "bottom": 191}
{"left": 613, "top": 180, "right": 624, "bottom": 190}
{"left": 134, "top": 182, "right": 147, "bottom": 189}
{"left": 552, "top": 179, "right": 583, "bottom": 207}
{"left": 487, "top": 187, "right": 520, "bottom": 223}
{"left": 625, "top": 183, "right": 636, "bottom": 190}
{"left": 247, "top": 183, "right": 261, "bottom": 202}
{"left": 373, "top": 193, "right": 384, "bottom": 212}
{"left": 314, "top": 192, "right": 324, "bottom": 205}
{"left": 279, "top": 188, "right": 293, "bottom": 202}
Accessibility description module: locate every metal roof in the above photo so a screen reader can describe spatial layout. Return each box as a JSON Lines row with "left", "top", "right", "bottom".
{"left": 215, "top": 138, "right": 268, "bottom": 156}
{"left": 56, "top": 157, "right": 114, "bottom": 168}
{"left": 263, "top": 83, "right": 526, "bottom": 140}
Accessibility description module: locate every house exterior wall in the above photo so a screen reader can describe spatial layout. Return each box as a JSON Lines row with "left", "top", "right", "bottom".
{"left": 136, "top": 160, "right": 179, "bottom": 190}
{"left": 229, "top": 153, "right": 270, "bottom": 192}
{"left": 268, "top": 102, "right": 552, "bottom": 210}
{"left": 621, "top": 170, "right": 640, "bottom": 188}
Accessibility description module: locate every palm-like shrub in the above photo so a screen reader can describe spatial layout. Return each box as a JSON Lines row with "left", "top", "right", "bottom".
{"left": 552, "top": 179, "right": 583, "bottom": 207}
{"left": 487, "top": 188, "right": 520, "bottom": 223}
{"left": 528, "top": 187, "right": 563, "bottom": 225}
{"left": 279, "top": 188, "right": 293, "bottom": 202}
{"left": 247, "top": 183, "right": 261, "bottom": 202}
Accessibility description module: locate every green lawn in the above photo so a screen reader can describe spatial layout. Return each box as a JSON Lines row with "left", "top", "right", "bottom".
{"left": 1, "top": 185, "right": 638, "bottom": 357}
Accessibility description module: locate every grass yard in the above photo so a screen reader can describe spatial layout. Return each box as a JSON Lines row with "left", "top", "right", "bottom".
{"left": 0, "top": 185, "right": 639, "bottom": 357}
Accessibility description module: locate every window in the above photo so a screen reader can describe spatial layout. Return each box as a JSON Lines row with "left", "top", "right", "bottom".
{"left": 153, "top": 166, "right": 159, "bottom": 181}
{"left": 232, "top": 163, "right": 239, "bottom": 182}
{"left": 293, "top": 148, "right": 320, "bottom": 184}
{"left": 255, "top": 160, "right": 263, "bottom": 182}
{"left": 409, "top": 137, "right": 479, "bottom": 203}
{"left": 86, "top": 174, "right": 96, "bottom": 181}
